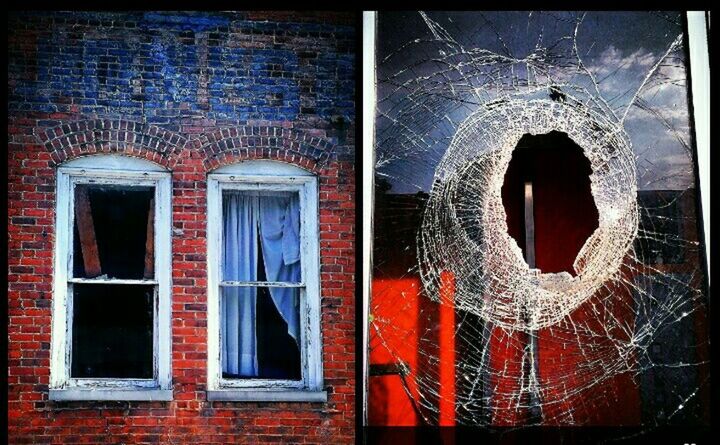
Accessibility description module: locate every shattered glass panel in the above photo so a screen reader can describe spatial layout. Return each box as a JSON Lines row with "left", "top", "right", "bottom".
{"left": 370, "top": 11, "right": 709, "bottom": 428}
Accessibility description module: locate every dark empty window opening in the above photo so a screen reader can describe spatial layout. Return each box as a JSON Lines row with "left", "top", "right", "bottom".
{"left": 501, "top": 131, "right": 599, "bottom": 276}
{"left": 70, "top": 183, "right": 156, "bottom": 379}
{"left": 71, "top": 284, "right": 154, "bottom": 379}
{"left": 73, "top": 184, "right": 154, "bottom": 280}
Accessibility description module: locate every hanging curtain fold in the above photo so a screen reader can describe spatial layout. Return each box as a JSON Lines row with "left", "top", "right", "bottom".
{"left": 258, "top": 194, "right": 301, "bottom": 344}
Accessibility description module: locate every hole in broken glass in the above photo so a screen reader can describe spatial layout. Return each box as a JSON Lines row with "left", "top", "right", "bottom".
{"left": 500, "top": 131, "right": 599, "bottom": 276}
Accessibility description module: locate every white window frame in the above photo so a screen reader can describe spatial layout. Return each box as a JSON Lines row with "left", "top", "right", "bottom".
{"left": 49, "top": 155, "right": 173, "bottom": 401}
{"left": 686, "top": 11, "right": 710, "bottom": 280}
{"left": 206, "top": 160, "right": 326, "bottom": 402}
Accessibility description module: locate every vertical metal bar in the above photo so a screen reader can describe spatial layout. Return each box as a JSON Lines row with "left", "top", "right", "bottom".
{"left": 523, "top": 181, "right": 542, "bottom": 422}
{"left": 524, "top": 181, "right": 536, "bottom": 269}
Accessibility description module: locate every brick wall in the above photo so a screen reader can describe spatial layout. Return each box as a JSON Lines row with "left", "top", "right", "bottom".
{"left": 8, "top": 11, "right": 356, "bottom": 444}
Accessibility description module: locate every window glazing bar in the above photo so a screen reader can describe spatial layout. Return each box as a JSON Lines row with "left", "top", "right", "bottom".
{"left": 220, "top": 281, "right": 304, "bottom": 288}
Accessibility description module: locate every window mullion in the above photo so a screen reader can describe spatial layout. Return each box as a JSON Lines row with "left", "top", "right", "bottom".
{"left": 68, "top": 278, "right": 159, "bottom": 285}
{"left": 220, "top": 281, "right": 305, "bottom": 288}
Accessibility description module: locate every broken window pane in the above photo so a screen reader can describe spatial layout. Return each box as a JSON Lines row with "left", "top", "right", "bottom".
{"left": 370, "top": 11, "right": 710, "bottom": 429}
{"left": 70, "top": 284, "right": 154, "bottom": 379}
{"left": 635, "top": 190, "right": 685, "bottom": 265}
{"left": 72, "top": 184, "right": 154, "bottom": 280}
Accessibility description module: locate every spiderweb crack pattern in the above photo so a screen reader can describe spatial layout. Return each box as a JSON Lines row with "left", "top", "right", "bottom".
{"left": 371, "top": 11, "right": 709, "bottom": 427}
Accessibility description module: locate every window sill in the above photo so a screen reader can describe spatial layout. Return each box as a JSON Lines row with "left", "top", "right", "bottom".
{"left": 206, "top": 389, "right": 327, "bottom": 402}
{"left": 49, "top": 388, "right": 173, "bottom": 401}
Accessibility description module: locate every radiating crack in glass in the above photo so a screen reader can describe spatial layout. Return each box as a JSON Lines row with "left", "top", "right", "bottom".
{"left": 371, "top": 11, "right": 709, "bottom": 428}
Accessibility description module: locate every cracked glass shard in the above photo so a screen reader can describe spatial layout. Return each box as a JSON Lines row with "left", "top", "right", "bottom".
{"left": 370, "top": 11, "right": 709, "bottom": 428}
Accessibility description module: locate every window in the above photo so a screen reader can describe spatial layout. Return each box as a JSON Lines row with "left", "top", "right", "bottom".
{"left": 206, "top": 160, "right": 325, "bottom": 402}
{"left": 49, "top": 155, "right": 172, "bottom": 401}
{"left": 368, "top": 10, "right": 711, "bottom": 428}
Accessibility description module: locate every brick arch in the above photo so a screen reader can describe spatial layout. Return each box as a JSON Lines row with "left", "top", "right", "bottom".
{"left": 194, "top": 125, "right": 336, "bottom": 174}
{"left": 34, "top": 119, "right": 187, "bottom": 169}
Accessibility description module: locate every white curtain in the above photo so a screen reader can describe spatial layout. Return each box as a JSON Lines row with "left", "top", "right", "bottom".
{"left": 222, "top": 192, "right": 301, "bottom": 377}
{"left": 222, "top": 193, "right": 259, "bottom": 377}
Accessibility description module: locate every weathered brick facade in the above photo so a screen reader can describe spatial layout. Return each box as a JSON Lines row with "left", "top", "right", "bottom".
{"left": 8, "top": 11, "right": 356, "bottom": 444}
